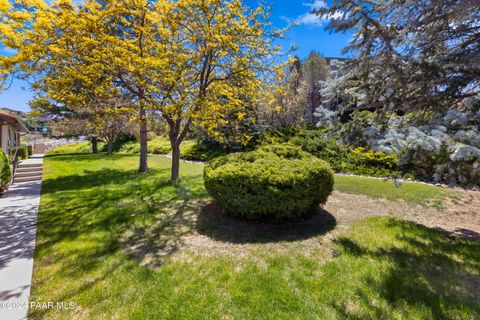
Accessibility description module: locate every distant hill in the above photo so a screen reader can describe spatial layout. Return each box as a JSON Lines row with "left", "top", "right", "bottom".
{"left": 0, "top": 107, "right": 27, "bottom": 117}
{"left": 0, "top": 107, "right": 33, "bottom": 129}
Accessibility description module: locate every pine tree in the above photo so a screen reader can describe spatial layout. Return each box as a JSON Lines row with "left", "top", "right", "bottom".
{"left": 317, "top": 0, "right": 480, "bottom": 112}
{"left": 302, "top": 51, "right": 329, "bottom": 124}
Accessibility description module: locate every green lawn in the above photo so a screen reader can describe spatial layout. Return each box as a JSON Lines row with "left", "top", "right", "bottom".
{"left": 334, "top": 174, "right": 456, "bottom": 207}
{"left": 31, "top": 154, "right": 479, "bottom": 319}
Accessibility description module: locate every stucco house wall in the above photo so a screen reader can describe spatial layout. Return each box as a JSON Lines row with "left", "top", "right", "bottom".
{"left": 0, "top": 113, "right": 29, "bottom": 155}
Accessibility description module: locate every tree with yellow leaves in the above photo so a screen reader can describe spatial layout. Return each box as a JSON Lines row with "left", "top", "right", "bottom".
{"left": 156, "top": 0, "right": 279, "bottom": 180}
{"left": 0, "top": 0, "right": 280, "bottom": 181}
{"left": 261, "top": 58, "right": 308, "bottom": 129}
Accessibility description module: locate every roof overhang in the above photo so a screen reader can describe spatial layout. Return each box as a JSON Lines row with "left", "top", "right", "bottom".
{"left": 0, "top": 113, "right": 30, "bottom": 134}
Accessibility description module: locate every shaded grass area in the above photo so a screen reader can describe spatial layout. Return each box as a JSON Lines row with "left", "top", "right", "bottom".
{"left": 31, "top": 154, "right": 479, "bottom": 319}
{"left": 334, "top": 174, "right": 456, "bottom": 207}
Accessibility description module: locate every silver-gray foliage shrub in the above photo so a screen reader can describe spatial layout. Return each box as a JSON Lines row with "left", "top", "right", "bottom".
{"left": 314, "top": 97, "right": 480, "bottom": 186}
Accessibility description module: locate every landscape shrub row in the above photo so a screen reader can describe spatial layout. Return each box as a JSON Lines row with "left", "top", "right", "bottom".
{"left": 0, "top": 150, "right": 11, "bottom": 190}
{"left": 47, "top": 136, "right": 229, "bottom": 162}
{"left": 314, "top": 103, "right": 480, "bottom": 187}
{"left": 116, "top": 136, "right": 227, "bottom": 161}
{"left": 47, "top": 142, "right": 103, "bottom": 155}
{"left": 9, "top": 146, "right": 30, "bottom": 160}
{"left": 204, "top": 144, "right": 334, "bottom": 220}
{"left": 263, "top": 129, "right": 400, "bottom": 178}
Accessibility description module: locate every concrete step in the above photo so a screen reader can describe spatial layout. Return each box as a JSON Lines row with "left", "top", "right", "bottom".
{"left": 16, "top": 167, "right": 43, "bottom": 174}
{"left": 14, "top": 176, "right": 43, "bottom": 183}
{"left": 15, "top": 172, "right": 43, "bottom": 179}
{"left": 18, "top": 163, "right": 43, "bottom": 169}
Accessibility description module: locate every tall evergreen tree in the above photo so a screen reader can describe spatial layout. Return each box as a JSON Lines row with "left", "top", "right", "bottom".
{"left": 317, "top": 0, "right": 480, "bottom": 112}
{"left": 302, "top": 51, "right": 329, "bottom": 124}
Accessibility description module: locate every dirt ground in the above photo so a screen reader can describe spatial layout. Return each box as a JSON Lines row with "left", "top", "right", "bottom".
{"left": 122, "top": 190, "right": 480, "bottom": 268}
{"left": 325, "top": 191, "right": 480, "bottom": 238}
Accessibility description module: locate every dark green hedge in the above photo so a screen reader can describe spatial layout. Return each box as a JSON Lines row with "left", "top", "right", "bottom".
{"left": 0, "top": 150, "right": 11, "bottom": 189}
{"left": 10, "top": 146, "right": 29, "bottom": 160}
{"left": 204, "top": 144, "right": 334, "bottom": 220}
{"left": 265, "top": 129, "right": 400, "bottom": 178}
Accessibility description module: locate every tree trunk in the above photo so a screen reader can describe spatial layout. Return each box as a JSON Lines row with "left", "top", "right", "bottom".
{"left": 305, "top": 92, "right": 315, "bottom": 125}
{"left": 91, "top": 137, "right": 98, "bottom": 154}
{"left": 166, "top": 118, "right": 191, "bottom": 182}
{"left": 107, "top": 139, "right": 113, "bottom": 155}
{"left": 170, "top": 141, "right": 180, "bottom": 182}
{"left": 138, "top": 104, "right": 148, "bottom": 173}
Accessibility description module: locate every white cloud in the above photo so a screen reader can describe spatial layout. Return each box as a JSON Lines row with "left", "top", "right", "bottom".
{"left": 302, "top": 1, "right": 327, "bottom": 10}
{"left": 298, "top": 12, "right": 325, "bottom": 27}
{"left": 297, "top": 0, "right": 343, "bottom": 27}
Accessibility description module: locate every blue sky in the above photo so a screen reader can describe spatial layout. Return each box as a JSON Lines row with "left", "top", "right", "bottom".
{"left": 0, "top": 0, "right": 351, "bottom": 113}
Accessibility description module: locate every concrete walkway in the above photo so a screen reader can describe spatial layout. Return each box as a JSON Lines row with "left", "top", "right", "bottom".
{"left": 0, "top": 155, "right": 44, "bottom": 320}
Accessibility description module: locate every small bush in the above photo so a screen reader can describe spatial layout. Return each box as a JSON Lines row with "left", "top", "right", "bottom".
{"left": 181, "top": 140, "right": 227, "bottom": 161}
{"left": 10, "top": 146, "right": 29, "bottom": 160}
{"left": 149, "top": 136, "right": 171, "bottom": 154}
{"left": 0, "top": 150, "right": 11, "bottom": 189}
{"left": 116, "top": 136, "right": 171, "bottom": 155}
{"left": 204, "top": 144, "right": 334, "bottom": 220}
{"left": 116, "top": 136, "right": 227, "bottom": 161}
{"left": 47, "top": 142, "right": 100, "bottom": 155}
{"left": 119, "top": 141, "right": 141, "bottom": 154}
{"left": 19, "top": 146, "right": 29, "bottom": 159}
{"left": 284, "top": 129, "right": 401, "bottom": 177}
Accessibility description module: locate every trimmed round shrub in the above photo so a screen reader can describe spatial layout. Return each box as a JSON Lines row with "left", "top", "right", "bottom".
{"left": 0, "top": 150, "right": 11, "bottom": 189}
{"left": 204, "top": 144, "right": 334, "bottom": 220}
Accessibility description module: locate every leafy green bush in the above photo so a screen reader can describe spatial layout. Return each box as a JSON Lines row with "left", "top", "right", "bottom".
{"left": 0, "top": 150, "right": 11, "bottom": 189}
{"left": 345, "top": 147, "right": 399, "bottom": 177}
{"left": 204, "top": 144, "right": 334, "bottom": 220}
{"left": 10, "top": 146, "right": 29, "bottom": 160}
{"left": 149, "top": 136, "right": 171, "bottom": 154}
{"left": 18, "top": 146, "right": 29, "bottom": 159}
{"left": 273, "top": 129, "right": 401, "bottom": 178}
{"left": 47, "top": 142, "right": 101, "bottom": 155}
{"left": 116, "top": 136, "right": 171, "bottom": 155}
{"left": 116, "top": 136, "right": 227, "bottom": 161}
{"left": 117, "top": 140, "right": 141, "bottom": 154}
{"left": 180, "top": 140, "right": 227, "bottom": 161}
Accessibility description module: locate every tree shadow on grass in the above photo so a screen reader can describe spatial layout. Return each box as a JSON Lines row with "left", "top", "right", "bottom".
{"left": 37, "top": 167, "right": 206, "bottom": 248}
{"left": 30, "top": 155, "right": 210, "bottom": 317}
{"left": 196, "top": 201, "right": 337, "bottom": 244}
{"left": 120, "top": 199, "right": 337, "bottom": 269}
{"left": 31, "top": 164, "right": 208, "bottom": 316}
{"left": 41, "top": 166, "right": 169, "bottom": 193}
{"left": 331, "top": 218, "right": 480, "bottom": 319}
{"left": 122, "top": 199, "right": 205, "bottom": 269}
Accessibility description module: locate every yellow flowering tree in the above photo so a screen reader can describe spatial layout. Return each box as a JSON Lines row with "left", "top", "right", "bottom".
{"left": 156, "top": 0, "right": 279, "bottom": 180}
{"left": 0, "top": 0, "right": 280, "bottom": 180}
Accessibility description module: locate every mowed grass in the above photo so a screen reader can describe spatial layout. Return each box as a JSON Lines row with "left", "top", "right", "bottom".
{"left": 31, "top": 154, "right": 480, "bottom": 319}
{"left": 334, "top": 174, "right": 456, "bottom": 207}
